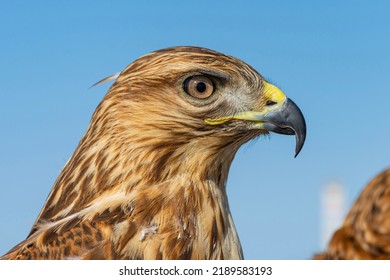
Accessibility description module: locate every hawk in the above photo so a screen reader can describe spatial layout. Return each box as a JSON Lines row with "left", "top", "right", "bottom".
{"left": 315, "top": 168, "right": 390, "bottom": 259}
{"left": 1, "top": 46, "right": 306, "bottom": 260}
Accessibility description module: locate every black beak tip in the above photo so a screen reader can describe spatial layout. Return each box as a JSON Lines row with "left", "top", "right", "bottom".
{"left": 286, "top": 98, "right": 306, "bottom": 158}
{"left": 294, "top": 138, "right": 305, "bottom": 158}
{"left": 293, "top": 125, "right": 306, "bottom": 158}
{"left": 294, "top": 127, "right": 306, "bottom": 158}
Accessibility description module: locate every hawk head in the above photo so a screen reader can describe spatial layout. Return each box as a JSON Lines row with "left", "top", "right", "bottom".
{"left": 91, "top": 46, "right": 306, "bottom": 176}
{"left": 2, "top": 46, "right": 306, "bottom": 260}
{"left": 83, "top": 46, "right": 306, "bottom": 189}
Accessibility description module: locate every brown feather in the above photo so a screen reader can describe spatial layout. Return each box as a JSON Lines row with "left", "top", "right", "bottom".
{"left": 1, "top": 46, "right": 298, "bottom": 260}
{"left": 315, "top": 168, "right": 390, "bottom": 259}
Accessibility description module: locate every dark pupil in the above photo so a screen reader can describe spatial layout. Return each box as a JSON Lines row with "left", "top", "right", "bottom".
{"left": 196, "top": 82, "right": 206, "bottom": 93}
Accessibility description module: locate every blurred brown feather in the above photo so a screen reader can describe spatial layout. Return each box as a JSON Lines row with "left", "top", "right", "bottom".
{"left": 1, "top": 46, "right": 305, "bottom": 260}
{"left": 315, "top": 168, "right": 390, "bottom": 260}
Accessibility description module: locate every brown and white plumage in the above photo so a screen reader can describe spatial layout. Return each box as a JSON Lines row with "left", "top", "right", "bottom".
{"left": 1, "top": 46, "right": 306, "bottom": 260}
{"left": 315, "top": 168, "right": 390, "bottom": 260}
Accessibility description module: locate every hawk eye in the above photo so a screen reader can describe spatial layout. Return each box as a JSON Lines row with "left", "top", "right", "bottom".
{"left": 183, "top": 76, "right": 214, "bottom": 99}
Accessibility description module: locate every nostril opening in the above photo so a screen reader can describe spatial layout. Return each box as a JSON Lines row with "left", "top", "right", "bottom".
{"left": 266, "top": 100, "right": 277, "bottom": 106}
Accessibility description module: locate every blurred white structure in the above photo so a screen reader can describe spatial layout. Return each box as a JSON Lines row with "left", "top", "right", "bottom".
{"left": 320, "top": 180, "right": 346, "bottom": 249}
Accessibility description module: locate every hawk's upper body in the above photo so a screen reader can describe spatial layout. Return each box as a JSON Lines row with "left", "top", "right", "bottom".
{"left": 315, "top": 168, "right": 390, "bottom": 260}
{"left": 1, "top": 46, "right": 306, "bottom": 260}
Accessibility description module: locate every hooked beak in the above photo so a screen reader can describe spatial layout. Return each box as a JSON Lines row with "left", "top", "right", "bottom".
{"left": 204, "top": 81, "right": 306, "bottom": 157}
{"left": 261, "top": 98, "right": 306, "bottom": 157}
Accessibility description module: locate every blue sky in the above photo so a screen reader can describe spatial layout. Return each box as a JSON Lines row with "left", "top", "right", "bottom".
{"left": 0, "top": 1, "right": 389, "bottom": 259}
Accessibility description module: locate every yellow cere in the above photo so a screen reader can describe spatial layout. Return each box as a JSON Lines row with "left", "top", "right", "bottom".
{"left": 263, "top": 81, "right": 286, "bottom": 104}
{"left": 204, "top": 81, "right": 287, "bottom": 125}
